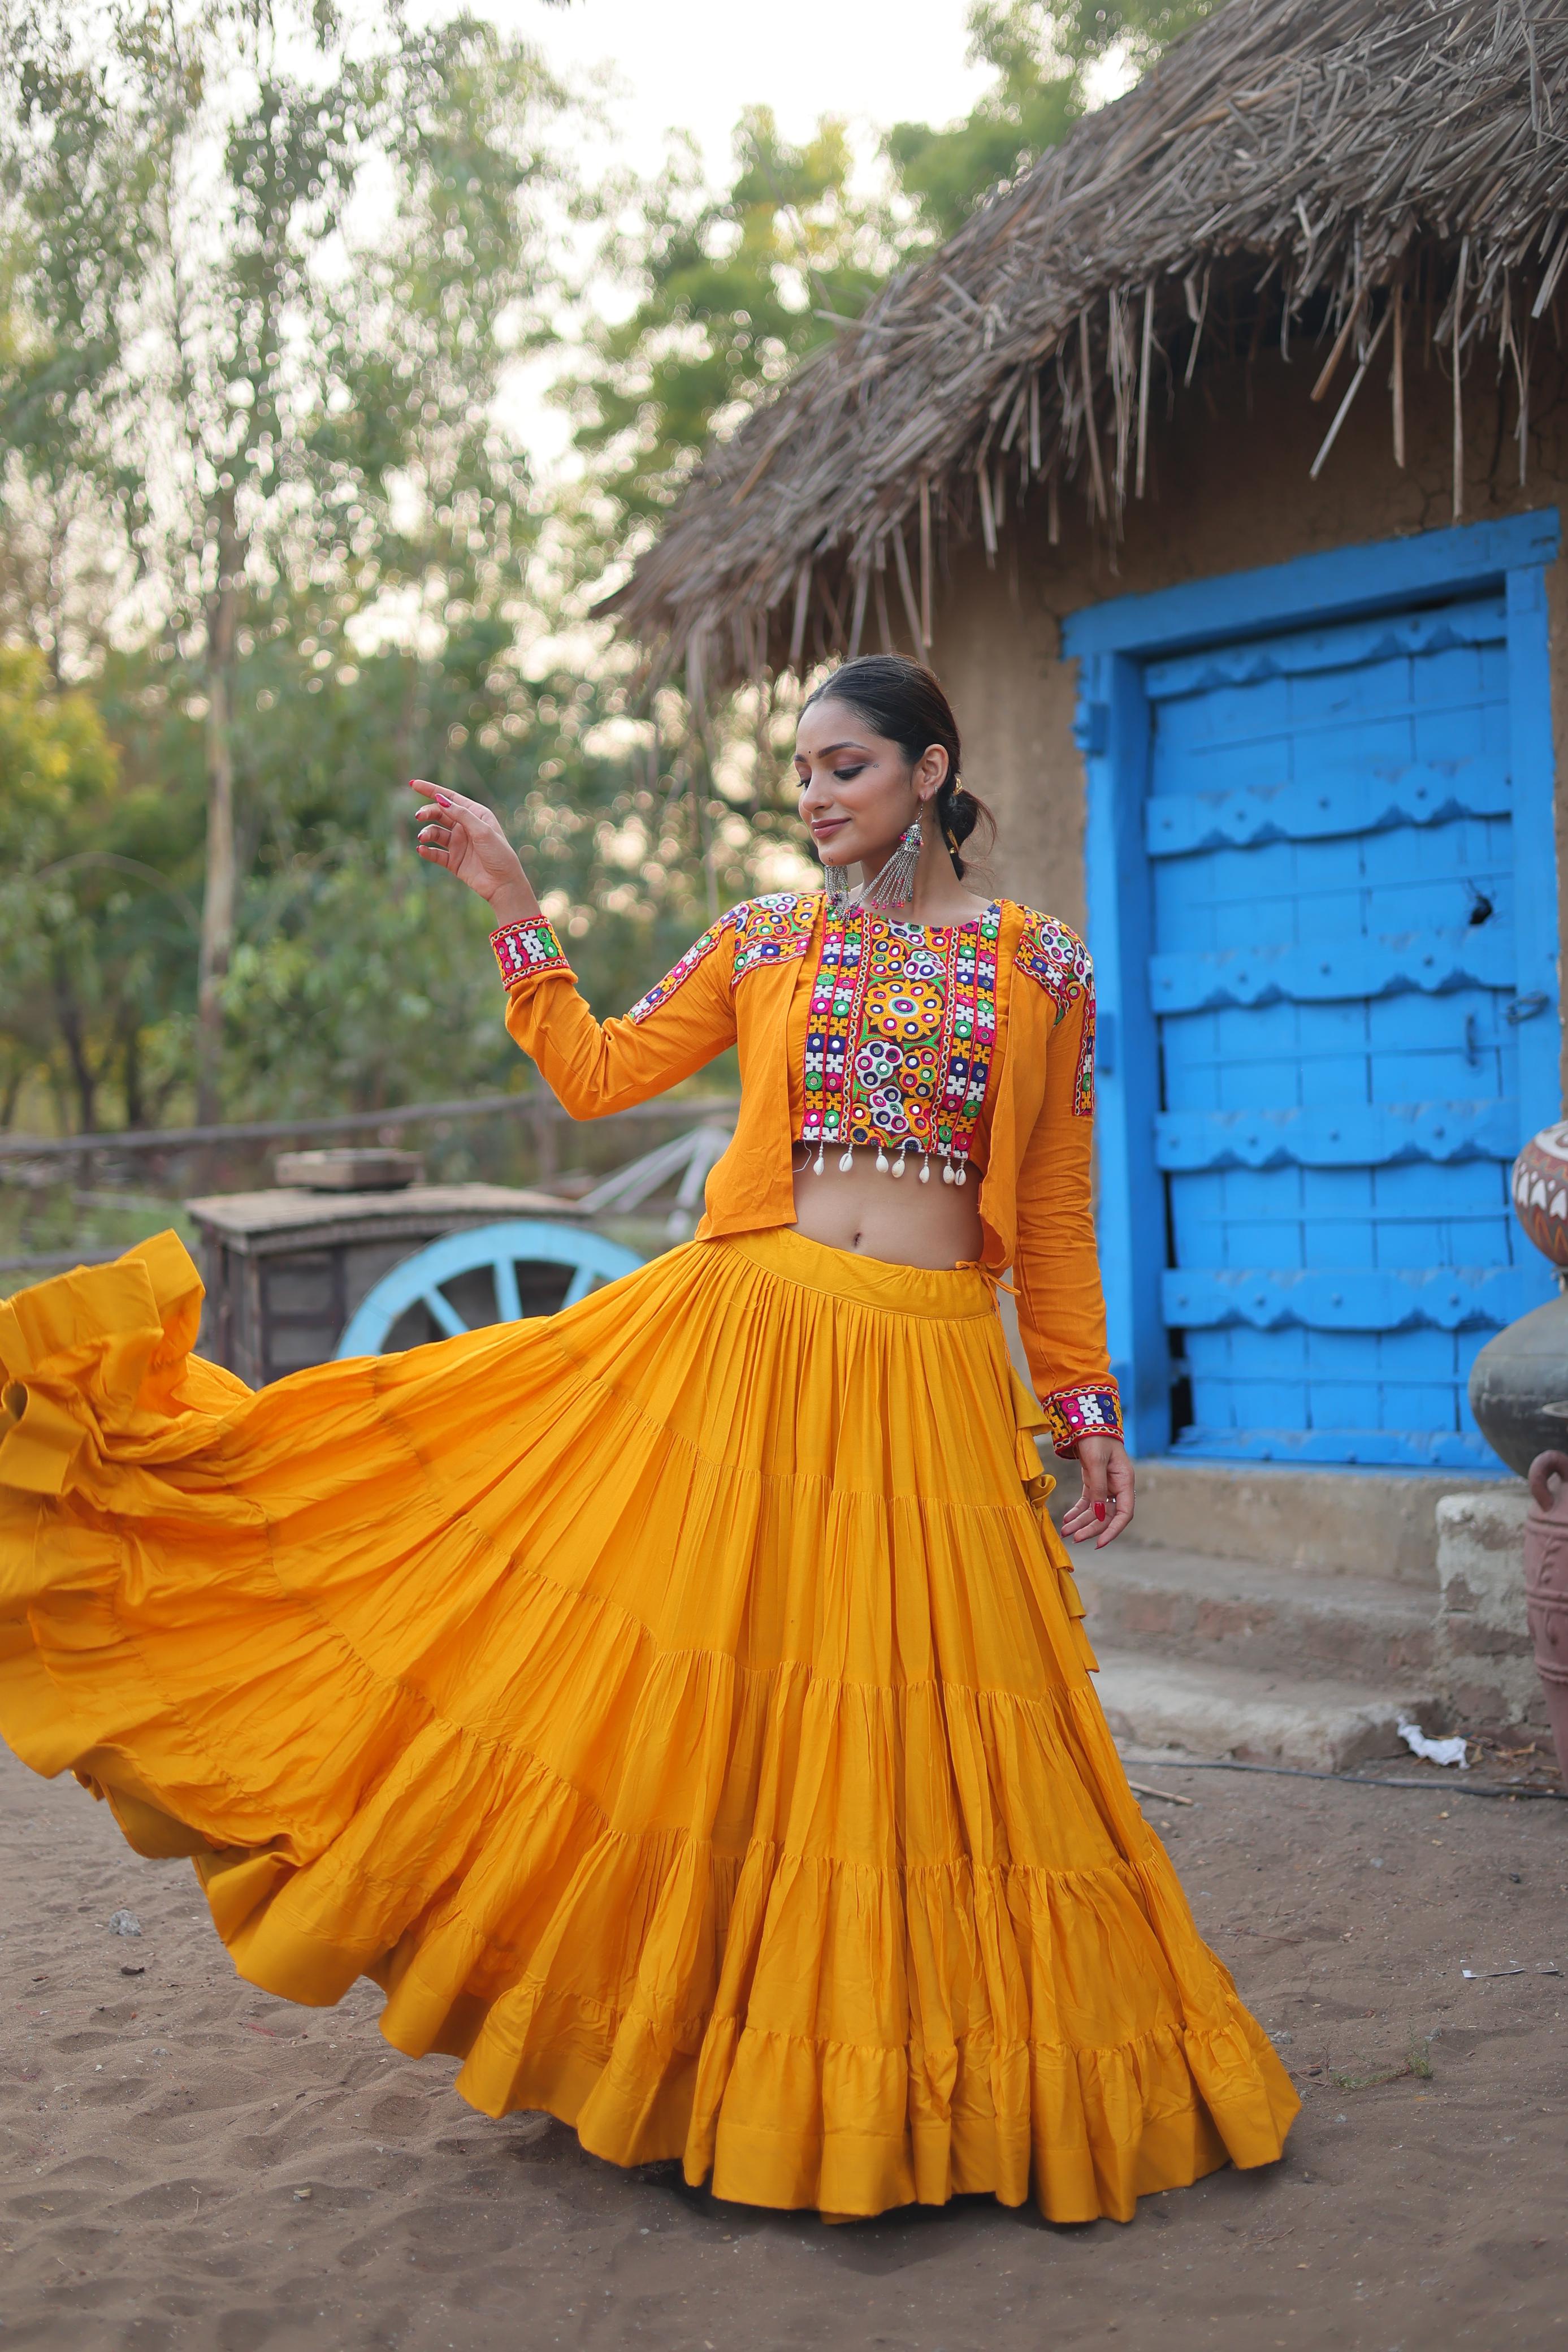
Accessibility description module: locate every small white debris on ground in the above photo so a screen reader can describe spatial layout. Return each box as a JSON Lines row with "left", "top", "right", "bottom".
{"left": 1397, "top": 1719, "right": 1470, "bottom": 1769}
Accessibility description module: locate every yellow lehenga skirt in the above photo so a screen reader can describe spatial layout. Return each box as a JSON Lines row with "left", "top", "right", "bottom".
{"left": 0, "top": 1222, "right": 1297, "bottom": 2221}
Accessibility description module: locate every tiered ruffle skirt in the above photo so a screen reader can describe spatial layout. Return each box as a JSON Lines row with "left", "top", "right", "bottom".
{"left": 0, "top": 1224, "right": 1297, "bottom": 2220}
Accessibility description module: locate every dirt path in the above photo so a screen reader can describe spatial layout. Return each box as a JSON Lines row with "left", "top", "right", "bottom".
{"left": 1, "top": 1742, "right": 1563, "bottom": 2352}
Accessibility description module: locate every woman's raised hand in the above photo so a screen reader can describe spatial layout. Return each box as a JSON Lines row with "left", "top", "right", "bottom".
{"left": 408, "top": 780, "right": 538, "bottom": 925}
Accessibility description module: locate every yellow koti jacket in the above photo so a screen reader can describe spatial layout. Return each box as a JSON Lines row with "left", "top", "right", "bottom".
{"left": 494, "top": 892, "right": 1120, "bottom": 1453}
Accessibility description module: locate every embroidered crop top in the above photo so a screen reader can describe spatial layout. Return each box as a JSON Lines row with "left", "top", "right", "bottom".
{"left": 588, "top": 892, "right": 1095, "bottom": 1180}
{"left": 489, "top": 890, "right": 1120, "bottom": 1455}
{"left": 797, "top": 901, "right": 999, "bottom": 1183}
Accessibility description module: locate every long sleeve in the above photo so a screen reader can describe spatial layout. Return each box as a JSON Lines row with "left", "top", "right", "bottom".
{"left": 1011, "top": 978, "right": 1125, "bottom": 1457}
{"left": 495, "top": 909, "right": 740, "bottom": 1118}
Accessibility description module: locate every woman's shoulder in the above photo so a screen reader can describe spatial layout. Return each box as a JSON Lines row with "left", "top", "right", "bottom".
{"left": 668, "top": 890, "right": 821, "bottom": 954}
{"left": 647, "top": 890, "right": 820, "bottom": 984}
{"left": 627, "top": 891, "right": 820, "bottom": 1022}
{"left": 725, "top": 891, "right": 820, "bottom": 974}
{"left": 998, "top": 900, "right": 1094, "bottom": 1018}
{"left": 729, "top": 889, "right": 822, "bottom": 930}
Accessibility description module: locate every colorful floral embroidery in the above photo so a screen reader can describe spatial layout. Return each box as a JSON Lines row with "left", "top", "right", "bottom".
{"left": 491, "top": 916, "right": 573, "bottom": 987}
{"left": 1039, "top": 1381, "right": 1124, "bottom": 1459}
{"left": 1072, "top": 989, "right": 1097, "bottom": 1119}
{"left": 1014, "top": 909, "right": 1095, "bottom": 1117}
{"left": 731, "top": 893, "right": 817, "bottom": 982}
{"left": 800, "top": 902, "right": 1001, "bottom": 1170}
{"left": 627, "top": 894, "right": 816, "bottom": 1025}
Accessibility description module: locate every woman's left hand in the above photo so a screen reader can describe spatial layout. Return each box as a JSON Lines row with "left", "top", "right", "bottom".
{"left": 1060, "top": 1437, "right": 1134, "bottom": 1548}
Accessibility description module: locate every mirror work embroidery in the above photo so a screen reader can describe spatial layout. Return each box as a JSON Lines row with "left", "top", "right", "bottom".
{"left": 1015, "top": 910, "right": 1096, "bottom": 1117}
{"left": 800, "top": 902, "right": 1002, "bottom": 1173}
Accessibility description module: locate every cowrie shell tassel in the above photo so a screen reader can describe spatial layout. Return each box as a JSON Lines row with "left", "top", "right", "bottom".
{"left": 813, "top": 1148, "right": 825, "bottom": 1174}
{"left": 942, "top": 1161, "right": 955, "bottom": 1184}
{"left": 919, "top": 1158, "right": 931, "bottom": 1184}
{"left": 838, "top": 1147, "right": 855, "bottom": 1172}
{"left": 955, "top": 1166, "right": 968, "bottom": 1187}
{"left": 893, "top": 1150, "right": 908, "bottom": 1178}
{"left": 875, "top": 1147, "right": 889, "bottom": 1173}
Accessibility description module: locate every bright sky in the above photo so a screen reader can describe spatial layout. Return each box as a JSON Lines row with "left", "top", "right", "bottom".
{"left": 459, "top": 0, "right": 993, "bottom": 474}
{"left": 499, "top": 0, "right": 992, "bottom": 183}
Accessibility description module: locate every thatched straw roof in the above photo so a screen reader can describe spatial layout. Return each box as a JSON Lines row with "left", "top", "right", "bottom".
{"left": 610, "top": 0, "right": 1568, "bottom": 698}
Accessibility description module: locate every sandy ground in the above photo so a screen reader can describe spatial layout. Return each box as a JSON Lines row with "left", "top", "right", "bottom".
{"left": 2, "top": 1742, "right": 1565, "bottom": 2352}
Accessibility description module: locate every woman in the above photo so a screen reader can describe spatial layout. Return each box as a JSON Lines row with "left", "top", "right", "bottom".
{"left": 0, "top": 656, "right": 1296, "bottom": 2224}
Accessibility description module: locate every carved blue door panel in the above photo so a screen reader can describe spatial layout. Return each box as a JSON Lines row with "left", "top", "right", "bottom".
{"left": 1146, "top": 592, "right": 1553, "bottom": 1466}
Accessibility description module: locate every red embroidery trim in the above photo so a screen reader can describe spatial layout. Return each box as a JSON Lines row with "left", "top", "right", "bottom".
{"left": 1039, "top": 1382, "right": 1124, "bottom": 1459}
{"left": 491, "top": 916, "right": 573, "bottom": 986}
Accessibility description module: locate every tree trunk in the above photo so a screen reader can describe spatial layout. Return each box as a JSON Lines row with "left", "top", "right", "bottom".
{"left": 54, "top": 978, "right": 99, "bottom": 1134}
{"left": 121, "top": 1015, "right": 145, "bottom": 1130}
{"left": 196, "top": 490, "right": 241, "bottom": 1129}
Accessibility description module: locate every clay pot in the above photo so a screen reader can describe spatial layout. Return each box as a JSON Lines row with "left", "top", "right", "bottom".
{"left": 1524, "top": 1452, "right": 1568, "bottom": 1777}
{"left": 1469, "top": 1290, "right": 1568, "bottom": 1478}
{"left": 1513, "top": 1121, "right": 1568, "bottom": 1265}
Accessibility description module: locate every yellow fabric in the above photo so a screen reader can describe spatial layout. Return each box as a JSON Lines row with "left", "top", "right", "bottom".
{"left": 0, "top": 1230, "right": 1296, "bottom": 2221}
{"left": 504, "top": 897, "right": 1112, "bottom": 1413}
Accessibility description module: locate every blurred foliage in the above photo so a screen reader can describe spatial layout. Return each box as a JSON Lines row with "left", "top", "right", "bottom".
{"left": 0, "top": 0, "right": 782, "bottom": 1135}
{"left": 890, "top": 0, "right": 1220, "bottom": 243}
{"left": 563, "top": 107, "right": 898, "bottom": 557}
{"left": 0, "top": 641, "right": 192, "bottom": 1134}
{"left": 888, "top": 4, "right": 1083, "bottom": 246}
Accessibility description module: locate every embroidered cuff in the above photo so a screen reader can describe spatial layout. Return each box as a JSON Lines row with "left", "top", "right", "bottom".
{"left": 1039, "top": 1381, "right": 1124, "bottom": 1458}
{"left": 491, "top": 916, "right": 573, "bottom": 987}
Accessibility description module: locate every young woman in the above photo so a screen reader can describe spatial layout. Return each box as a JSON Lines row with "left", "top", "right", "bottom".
{"left": 0, "top": 656, "right": 1296, "bottom": 2224}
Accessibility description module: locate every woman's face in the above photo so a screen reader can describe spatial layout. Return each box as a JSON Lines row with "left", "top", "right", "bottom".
{"left": 794, "top": 697, "right": 947, "bottom": 872}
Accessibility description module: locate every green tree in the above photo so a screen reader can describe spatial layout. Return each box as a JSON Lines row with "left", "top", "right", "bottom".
{"left": 565, "top": 106, "right": 896, "bottom": 564}
{"left": 0, "top": 642, "right": 199, "bottom": 1132}
{"left": 889, "top": 3, "right": 1082, "bottom": 247}
{"left": 890, "top": 0, "right": 1220, "bottom": 247}
{"left": 0, "top": 0, "right": 570, "bottom": 1121}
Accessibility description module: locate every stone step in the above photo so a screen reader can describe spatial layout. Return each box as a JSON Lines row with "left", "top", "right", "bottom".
{"left": 1075, "top": 1542, "right": 1435, "bottom": 1681}
{"left": 1108, "top": 1456, "right": 1511, "bottom": 1585}
{"left": 1091, "top": 1648, "right": 1439, "bottom": 1773}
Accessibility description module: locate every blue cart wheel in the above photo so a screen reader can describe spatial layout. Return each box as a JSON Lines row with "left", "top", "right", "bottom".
{"left": 335, "top": 1220, "right": 643, "bottom": 1357}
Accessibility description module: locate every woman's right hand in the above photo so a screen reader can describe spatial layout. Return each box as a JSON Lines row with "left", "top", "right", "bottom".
{"left": 409, "top": 780, "right": 539, "bottom": 924}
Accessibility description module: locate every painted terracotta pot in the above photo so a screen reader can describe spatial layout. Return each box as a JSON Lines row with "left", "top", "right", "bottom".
{"left": 1524, "top": 1452, "right": 1568, "bottom": 1776}
{"left": 1512, "top": 1121, "right": 1568, "bottom": 1265}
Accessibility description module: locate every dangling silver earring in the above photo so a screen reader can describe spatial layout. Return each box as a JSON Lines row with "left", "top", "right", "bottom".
{"left": 854, "top": 814, "right": 923, "bottom": 914}
{"left": 821, "top": 858, "right": 853, "bottom": 902}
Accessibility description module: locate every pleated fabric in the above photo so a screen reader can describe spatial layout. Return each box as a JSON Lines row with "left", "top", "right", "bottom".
{"left": 0, "top": 1225, "right": 1297, "bottom": 2221}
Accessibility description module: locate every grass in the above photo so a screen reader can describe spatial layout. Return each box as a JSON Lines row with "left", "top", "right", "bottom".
{"left": 1329, "top": 2037, "right": 1435, "bottom": 2091}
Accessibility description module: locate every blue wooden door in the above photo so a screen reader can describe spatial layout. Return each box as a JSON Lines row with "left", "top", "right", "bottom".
{"left": 1146, "top": 591, "right": 1556, "bottom": 1468}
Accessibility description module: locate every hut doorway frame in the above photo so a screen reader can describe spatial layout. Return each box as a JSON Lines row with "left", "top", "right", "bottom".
{"left": 1063, "top": 509, "right": 1563, "bottom": 1462}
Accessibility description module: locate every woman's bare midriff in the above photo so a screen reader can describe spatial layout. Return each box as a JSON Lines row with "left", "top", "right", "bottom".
{"left": 790, "top": 1150, "right": 984, "bottom": 1270}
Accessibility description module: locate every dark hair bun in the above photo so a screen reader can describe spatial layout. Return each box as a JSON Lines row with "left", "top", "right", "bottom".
{"left": 802, "top": 654, "right": 996, "bottom": 880}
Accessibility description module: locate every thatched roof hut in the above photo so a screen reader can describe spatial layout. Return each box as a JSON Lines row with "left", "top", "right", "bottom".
{"left": 613, "top": 0, "right": 1568, "bottom": 699}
